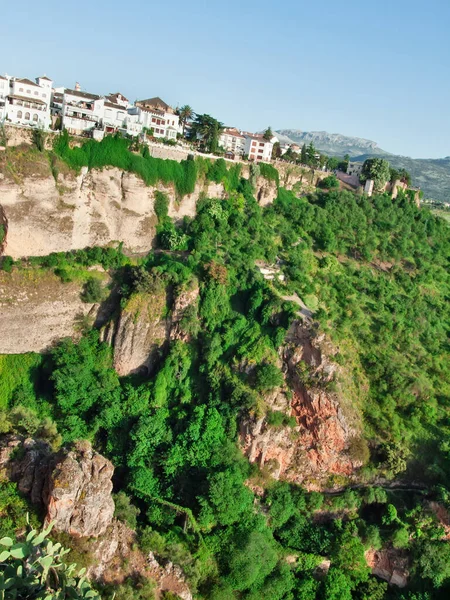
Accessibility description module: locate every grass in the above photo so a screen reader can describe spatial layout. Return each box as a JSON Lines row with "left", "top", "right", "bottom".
{"left": 0, "top": 353, "right": 43, "bottom": 409}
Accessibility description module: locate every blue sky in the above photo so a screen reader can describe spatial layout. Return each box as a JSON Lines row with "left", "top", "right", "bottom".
{"left": 2, "top": 0, "right": 449, "bottom": 158}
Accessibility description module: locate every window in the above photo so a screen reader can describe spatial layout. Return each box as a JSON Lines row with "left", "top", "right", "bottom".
{"left": 259, "top": 142, "right": 264, "bottom": 147}
{"left": 252, "top": 141, "right": 257, "bottom": 146}
{"left": 19, "top": 87, "right": 24, "bottom": 92}
{"left": 26, "top": 90, "right": 31, "bottom": 94}
{"left": 17, "top": 110, "right": 23, "bottom": 118}
{"left": 258, "top": 149, "right": 264, "bottom": 153}
{"left": 33, "top": 114, "right": 38, "bottom": 122}
{"left": 34, "top": 91, "right": 38, "bottom": 96}
{"left": 117, "top": 111, "right": 124, "bottom": 120}
{"left": 42, "top": 93, "right": 46, "bottom": 98}
{"left": 25, "top": 112, "right": 30, "bottom": 120}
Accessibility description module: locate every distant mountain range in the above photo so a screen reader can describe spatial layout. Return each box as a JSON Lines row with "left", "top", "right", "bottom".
{"left": 275, "top": 129, "right": 450, "bottom": 202}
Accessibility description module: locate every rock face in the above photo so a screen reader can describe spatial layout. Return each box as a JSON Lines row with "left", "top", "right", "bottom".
{"left": 103, "top": 282, "right": 199, "bottom": 376}
{"left": 365, "top": 549, "right": 409, "bottom": 587}
{"left": 0, "top": 437, "right": 115, "bottom": 537}
{"left": 241, "top": 321, "right": 359, "bottom": 487}
{"left": 0, "top": 269, "right": 100, "bottom": 354}
{"left": 0, "top": 165, "right": 282, "bottom": 260}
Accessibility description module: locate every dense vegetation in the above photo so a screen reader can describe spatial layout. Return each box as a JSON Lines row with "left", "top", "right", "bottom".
{"left": 1, "top": 164, "right": 450, "bottom": 599}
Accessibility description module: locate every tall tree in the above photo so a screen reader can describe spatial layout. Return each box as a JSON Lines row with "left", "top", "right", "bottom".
{"left": 361, "top": 158, "right": 391, "bottom": 191}
{"left": 189, "top": 114, "right": 224, "bottom": 153}
{"left": 263, "top": 126, "right": 273, "bottom": 141}
{"left": 300, "top": 143, "right": 307, "bottom": 164}
{"left": 177, "top": 105, "right": 194, "bottom": 137}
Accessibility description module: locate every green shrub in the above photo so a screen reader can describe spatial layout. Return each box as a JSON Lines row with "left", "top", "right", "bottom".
{"left": 80, "top": 277, "right": 104, "bottom": 303}
{"left": 113, "top": 491, "right": 140, "bottom": 529}
{"left": 1, "top": 256, "right": 13, "bottom": 272}
{"left": 154, "top": 190, "right": 169, "bottom": 222}
{"left": 259, "top": 163, "right": 279, "bottom": 185}
{"left": 255, "top": 363, "right": 284, "bottom": 392}
{"left": 320, "top": 174, "right": 340, "bottom": 189}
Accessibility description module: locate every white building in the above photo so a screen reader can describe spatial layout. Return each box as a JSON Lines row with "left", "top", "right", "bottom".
{"left": 0, "top": 76, "right": 7, "bottom": 121}
{"left": 62, "top": 88, "right": 105, "bottom": 135}
{"left": 103, "top": 100, "right": 127, "bottom": 133}
{"left": 243, "top": 133, "right": 274, "bottom": 162}
{"left": 219, "top": 128, "right": 245, "bottom": 156}
{"left": 347, "top": 161, "right": 363, "bottom": 178}
{"left": 3, "top": 76, "right": 52, "bottom": 129}
{"left": 131, "top": 97, "right": 180, "bottom": 140}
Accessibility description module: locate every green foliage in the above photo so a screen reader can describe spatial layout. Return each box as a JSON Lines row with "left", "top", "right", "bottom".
{"left": 113, "top": 491, "right": 141, "bottom": 529}
{"left": 361, "top": 158, "right": 391, "bottom": 191}
{"left": 54, "top": 132, "right": 198, "bottom": 197}
{"left": 154, "top": 190, "right": 169, "bottom": 223}
{"left": 320, "top": 174, "right": 340, "bottom": 189}
{"left": 80, "top": 277, "right": 104, "bottom": 303}
{"left": 0, "top": 523, "right": 101, "bottom": 599}
{"left": 258, "top": 162, "right": 279, "bottom": 186}
{"left": 31, "top": 128, "right": 46, "bottom": 152}
{"left": 254, "top": 363, "right": 284, "bottom": 392}
{"left": 0, "top": 353, "right": 43, "bottom": 410}
{"left": 0, "top": 256, "right": 13, "bottom": 272}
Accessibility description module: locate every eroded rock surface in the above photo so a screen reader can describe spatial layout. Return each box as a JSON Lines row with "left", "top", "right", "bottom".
{"left": 241, "top": 321, "right": 360, "bottom": 487}
{"left": 365, "top": 548, "right": 409, "bottom": 587}
{"left": 0, "top": 269, "right": 99, "bottom": 354}
{"left": 0, "top": 437, "right": 114, "bottom": 537}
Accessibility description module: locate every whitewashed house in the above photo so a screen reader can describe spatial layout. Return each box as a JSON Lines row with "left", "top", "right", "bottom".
{"left": 243, "top": 133, "right": 275, "bottom": 162}
{"left": 103, "top": 100, "right": 127, "bottom": 133}
{"left": 62, "top": 88, "right": 105, "bottom": 135}
{"left": 0, "top": 76, "right": 8, "bottom": 121}
{"left": 219, "top": 128, "right": 245, "bottom": 156}
{"left": 4, "top": 76, "right": 52, "bottom": 128}
{"left": 130, "top": 97, "right": 180, "bottom": 140}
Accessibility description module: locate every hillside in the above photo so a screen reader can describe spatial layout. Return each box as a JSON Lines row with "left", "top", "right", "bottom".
{"left": 277, "top": 129, "right": 450, "bottom": 202}
{"left": 1, "top": 136, "right": 450, "bottom": 599}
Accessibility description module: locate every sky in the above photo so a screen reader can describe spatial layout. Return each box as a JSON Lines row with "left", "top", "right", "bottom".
{"left": 2, "top": 0, "right": 450, "bottom": 158}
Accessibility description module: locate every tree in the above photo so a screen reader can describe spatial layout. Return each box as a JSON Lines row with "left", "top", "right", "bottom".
{"left": 189, "top": 114, "right": 224, "bottom": 153}
{"left": 361, "top": 158, "right": 390, "bottom": 191}
{"left": 32, "top": 127, "right": 47, "bottom": 152}
{"left": 0, "top": 523, "right": 101, "bottom": 599}
{"left": 177, "top": 105, "right": 194, "bottom": 137}
{"left": 263, "top": 126, "right": 273, "bottom": 141}
{"left": 272, "top": 141, "right": 281, "bottom": 159}
{"left": 320, "top": 175, "right": 340, "bottom": 189}
{"left": 300, "top": 144, "right": 307, "bottom": 164}
{"left": 306, "top": 141, "right": 316, "bottom": 166}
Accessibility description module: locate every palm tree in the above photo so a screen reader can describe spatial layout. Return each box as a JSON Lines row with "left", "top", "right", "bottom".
{"left": 177, "top": 105, "right": 194, "bottom": 137}
{"left": 189, "top": 114, "right": 224, "bottom": 153}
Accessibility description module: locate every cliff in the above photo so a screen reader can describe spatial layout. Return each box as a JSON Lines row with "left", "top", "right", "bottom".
{"left": 241, "top": 321, "right": 363, "bottom": 488}
{"left": 0, "top": 162, "right": 278, "bottom": 259}
{"left": 0, "top": 268, "right": 104, "bottom": 354}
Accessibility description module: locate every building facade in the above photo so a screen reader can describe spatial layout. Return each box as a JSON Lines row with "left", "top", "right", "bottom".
{"left": 132, "top": 97, "right": 180, "bottom": 140}
{"left": 3, "top": 76, "right": 52, "bottom": 129}
{"left": 62, "top": 89, "right": 105, "bottom": 134}
{"left": 244, "top": 133, "right": 274, "bottom": 161}
{"left": 219, "top": 128, "right": 245, "bottom": 156}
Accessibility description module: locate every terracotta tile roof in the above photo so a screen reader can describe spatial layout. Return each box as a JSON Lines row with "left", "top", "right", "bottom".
{"left": 136, "top": 96, "right": 173, "bottom": 113}
{"left": 17, "top": 78, "right": 39, "bottom": 88}
{"left": 104, "top": 101, "right": 126, "bottom": 110}
{"left": 8, "top": 94, "right": 46, "bottom": 106}
{"left": 107, "top": 92, "right": 128, "bottom": 104}
{"left": 64, "top": 88, "right": 100, "bottom": 100}
{"left": 38, "top": 76, "right": 52, "bottom": 81}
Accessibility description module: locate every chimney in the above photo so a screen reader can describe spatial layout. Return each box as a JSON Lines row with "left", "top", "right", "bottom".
{"left": 75, "top": 82, "right": 81, "bottom": 91}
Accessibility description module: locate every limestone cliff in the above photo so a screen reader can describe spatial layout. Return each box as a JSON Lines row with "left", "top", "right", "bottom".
{"left": 102, "top": 281, "right": 199, "bottom": 376}
{"left": 0, "top": 165, "right": 279, "bottom": 259}
{"left": 0, "top": 269, "right": 102, "bottom": 354}
{"left": 241, "top": 321, "right": 362, "bottom": 488}
{"left": 0, "top": 437, "right": 115, "bottom": 537}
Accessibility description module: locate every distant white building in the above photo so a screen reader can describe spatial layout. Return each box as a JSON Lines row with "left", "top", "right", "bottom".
{"left": 347, "top": 161, "right": 363, "bottom": 178}
{"left": 62, "top": 88, "right": 105, "bottom": 134}
{"left": 131, "top": 97, "right": 180, "bottom": 140}
{"left": 3, "top": 76, "right": 52, "bottom": 129}
{"left": 0, "top": 76, "right": 8, "bottom": 121}
{"left": 219, "top": 128, "right": 245, "bottom": 156}
{"left": 103, "top": 100, "right": 127, "bottom": 133}
{"left": 243, "top": 133, "right": 275, "bottom": 162}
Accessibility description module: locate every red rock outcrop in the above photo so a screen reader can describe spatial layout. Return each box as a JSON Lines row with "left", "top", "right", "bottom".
{"left": 241, "top": 321, "right": 360, "bottom": 487}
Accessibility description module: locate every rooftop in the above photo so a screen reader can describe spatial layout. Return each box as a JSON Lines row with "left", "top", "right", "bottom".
{"left": 16, "top": 78, "right": 40, "bottom": 88}
{"left": 136, "top": 96, "right": 174, "bottom": 113}
{"left": 8, "top": 94, "right": 46, "bottom": 106}
{"left": 64, "top": 88, "right": 100, "bottom": 101}
{"left": 38, "top": 75, "right": 52, "bottom": 81}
